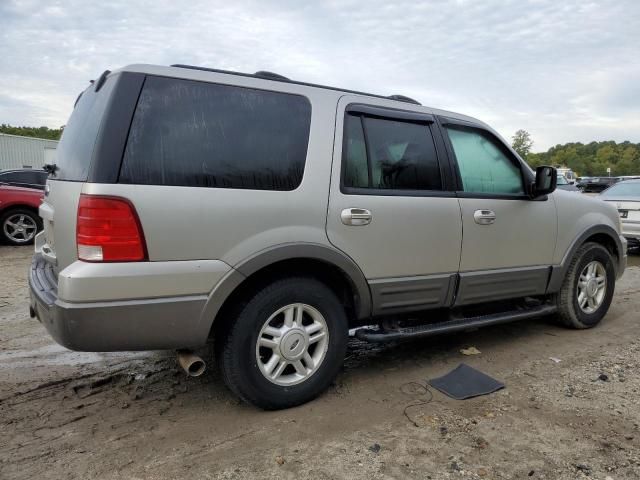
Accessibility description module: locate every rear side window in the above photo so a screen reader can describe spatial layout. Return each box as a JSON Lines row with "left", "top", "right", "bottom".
{"left": 445, "top": 125, "right": 524, "bottom": 195}
{"left": 54, "top": 76, "right": 117, "bottom": 181}
{"left": 342, "top": 113, "right": 442, "bottom": 191}
{"left": 120, "top": 76, "right": 312, "bottom": 190}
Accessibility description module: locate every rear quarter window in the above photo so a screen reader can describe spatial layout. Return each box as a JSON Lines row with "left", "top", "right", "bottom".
{"left": 119, "top": 76, "right": 312, "bottom": 190}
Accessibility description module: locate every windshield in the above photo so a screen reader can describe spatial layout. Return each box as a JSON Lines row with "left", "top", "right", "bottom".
{"left": 601, "top": 182, "right": 640, "bottom": 197}
{"left": 557, "top": 175, "right": 568, "bottom": 185}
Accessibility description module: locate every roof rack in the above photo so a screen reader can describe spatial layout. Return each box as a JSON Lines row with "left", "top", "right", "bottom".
{"left": 254, "top": 70, "right": 289, "bottom": 81}
{"left": 387, "top": 94, "right": 421, "bottom": 105}
{"left": 170, "top": 64, "right": 422, "bottom": 106}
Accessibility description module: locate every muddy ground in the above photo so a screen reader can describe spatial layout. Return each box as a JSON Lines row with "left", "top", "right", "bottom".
{"left": 0, "top": 246, "right": 639, "bottom": 479}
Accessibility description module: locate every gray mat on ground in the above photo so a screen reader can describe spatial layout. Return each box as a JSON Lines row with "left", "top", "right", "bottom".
{"left": 428, "top": 363, "right": 505, "bottom": 400}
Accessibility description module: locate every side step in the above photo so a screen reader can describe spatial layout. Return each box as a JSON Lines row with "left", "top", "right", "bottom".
{"left": 355, "top": 304, "right": 557, "bottom": 343}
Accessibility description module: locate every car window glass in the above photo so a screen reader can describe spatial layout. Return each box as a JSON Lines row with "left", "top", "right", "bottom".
{"left": 446, "top": 126, "right": 524, "bottom": 195}
{"left": 0, "top": 172, "right": 18, "bottom": 183}
{"left": 121, "top": 76, "right": 311, "bottom": 191}
{"left": 601, "top": 182, "right": 640, "bottom": 197}
{"left": 343, "top": 115, "right": 369, "bottom": 188}
{"left": 55, "top": 77, "right": 117, "bottom": 181}
{"left": 343, "top": 113, "right": 442, "bottom": 191}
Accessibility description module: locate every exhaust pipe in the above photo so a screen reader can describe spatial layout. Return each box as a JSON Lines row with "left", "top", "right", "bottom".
{"left": 176, "top": 350, "right": 206, "bottom": 377}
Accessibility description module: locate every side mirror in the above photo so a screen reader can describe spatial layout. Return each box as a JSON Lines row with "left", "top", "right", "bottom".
{"left": 530, "top": 166, "right": 557, "bottom": 198}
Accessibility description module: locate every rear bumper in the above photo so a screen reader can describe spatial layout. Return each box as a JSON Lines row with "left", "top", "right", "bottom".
{"left": 29, "top": 254, "right": 210, "bottom": 351}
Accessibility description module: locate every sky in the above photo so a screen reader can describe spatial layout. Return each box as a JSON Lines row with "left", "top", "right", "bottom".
{"left": 1, "top": 0, "right": 639, "bottom": 151}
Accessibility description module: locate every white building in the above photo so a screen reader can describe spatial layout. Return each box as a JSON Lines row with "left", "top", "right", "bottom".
{"left": 0, "top": 133, "right": 59, "bottom": 170}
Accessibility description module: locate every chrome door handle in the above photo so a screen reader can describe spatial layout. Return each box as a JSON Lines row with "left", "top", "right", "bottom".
{"left": 473, "top": 209, "right": 496, "bottom": 225}
{"left": 341, "top": 208, "right": 372, "bottom": 226}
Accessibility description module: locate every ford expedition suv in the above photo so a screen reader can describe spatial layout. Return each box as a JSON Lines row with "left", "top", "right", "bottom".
{"left": 29, "top": 64, "right": 626, "bottom": 409}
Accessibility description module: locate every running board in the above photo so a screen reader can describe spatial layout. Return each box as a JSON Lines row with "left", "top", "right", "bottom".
{"left": 355, "top": 304, "right": 557, "bottom": 343}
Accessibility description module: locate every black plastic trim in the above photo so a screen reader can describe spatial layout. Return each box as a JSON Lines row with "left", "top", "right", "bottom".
{"left": 455, "top": 266, "right": 550, "bottom": 306}
{"left": 346, "top": 104, "right": 433, "bottom": 123}
{"left": 387, "top": 94, "right": 421, "bottom": 105}
{"left": 202, "top": 243, "right": 373, "bottom": 321}
{"left": 341, "top": 187, "right": 457, "bottom": 197}
{"left": 368, "top": 273, "right": 456, "bottom": 315}
{"left": 88, "top": 72, "right": 146, "bottom": 183}
{"left": 356, "top": 304, "right": 557, "bottom": 343}
{"left": 94, "top": 70, "right": 111, "bottom": 92}
{"left": 546, "top": 224, "right": 625, "bottom": 293}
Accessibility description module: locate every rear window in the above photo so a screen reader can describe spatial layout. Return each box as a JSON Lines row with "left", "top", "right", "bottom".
{"left": 119, "top": 76, "right": 312, "bottom": 190}
{"left": 54, "top": 76, "right": 117, "bottom": 181}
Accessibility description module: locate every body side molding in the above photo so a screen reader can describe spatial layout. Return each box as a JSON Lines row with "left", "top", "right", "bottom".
{"left": 455, "top": 266, "right": 550, "bottom": 306}
{"left": 368, "top": 273, "right": 456, "bottom": 315}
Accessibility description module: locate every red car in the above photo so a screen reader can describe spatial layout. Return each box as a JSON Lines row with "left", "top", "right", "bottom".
{"left": 0, "top": 184, "right": 44, "bottom": 245}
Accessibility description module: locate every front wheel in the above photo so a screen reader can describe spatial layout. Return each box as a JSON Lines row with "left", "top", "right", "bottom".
{"left": 554, "top": 242, "right": 616, "bottom": 328}
{"left": 217, "top": 277, "right": 348, "bottom": 410}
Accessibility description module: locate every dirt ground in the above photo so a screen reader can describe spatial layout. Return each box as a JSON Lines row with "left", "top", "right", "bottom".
{"left": 0, "top": 246, "right": 639, "bottom": 480}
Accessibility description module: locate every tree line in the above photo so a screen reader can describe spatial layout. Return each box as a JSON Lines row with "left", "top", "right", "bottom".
{"left": 0, "top": 124, "right": 63, "bottom": 141}
{"left": 512, "top": 130, "right": 640, "bottom": 177}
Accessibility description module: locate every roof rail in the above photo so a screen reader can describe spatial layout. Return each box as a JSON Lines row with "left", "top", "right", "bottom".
{"left": 170, "top": 64, "right": 422, "bottom": 106}
{"left": 387, "top": 94, "right": 421, "bottom": 105}
{"left": 254, "top": 71, "right": 289, "bottom": 81}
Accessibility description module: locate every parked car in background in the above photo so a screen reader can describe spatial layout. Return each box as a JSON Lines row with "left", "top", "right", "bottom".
{"left": 600, "top": 179, "right": 640, "bottom": 249}
{"left": 556, "top": 167, "right": 577, "bottom": 184}
{"left": 30, "top": 64, "right": 626, "bottom": 409}
{"left": 578, "top": 176, "right": 620, "bottom": 193}
{"left": 556, "top": 174, "right": 580, "bottom": 192}
{"left": 0, "top": 184, "right": 44, "bottom": 245}
{"left": 0, "top": 169, "right": 48, "bottom": 190}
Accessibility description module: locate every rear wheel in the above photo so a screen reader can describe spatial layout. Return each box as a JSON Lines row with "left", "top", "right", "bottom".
{"left": 217, "top": 277, "right": 348, "bottom": 410}
{"left": 0, "top": 208, "right": 41, "bottom": 245}
{"left": 554, "top": 242, "right": 616, "bottom": 328}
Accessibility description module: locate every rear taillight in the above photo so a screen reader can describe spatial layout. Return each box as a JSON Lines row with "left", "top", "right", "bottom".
{"left": 76, "top": 194, "right": 147, "bottom": 262}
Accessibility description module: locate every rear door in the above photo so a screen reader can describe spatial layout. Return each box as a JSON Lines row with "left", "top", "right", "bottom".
{"left": 326, "top": 98, "right": 462, "bottom": 316}
{"left": 439, "top": 118, "right": 557, "bottom": 305}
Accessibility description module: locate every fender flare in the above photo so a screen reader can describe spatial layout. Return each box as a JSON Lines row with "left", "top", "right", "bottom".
{"left": 546, "top": 224, "right": 625, "bottom": 293}
{"left": 195, "top": 243, "right": 372, "bottom": 341}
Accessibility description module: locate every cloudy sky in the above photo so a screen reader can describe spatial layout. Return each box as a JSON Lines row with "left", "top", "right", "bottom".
{"left": 1, "top": 0, "right": 639, "bottom": 151}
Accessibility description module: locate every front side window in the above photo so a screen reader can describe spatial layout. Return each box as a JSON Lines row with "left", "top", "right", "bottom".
{"left": 120, "top": 76, "right": 312, "bottom": 190}
{"left": 342, "top": 113, "right": 442, "bottom": 191}
{"left": 445, "top": 126, "right": 524, "bottom": 195}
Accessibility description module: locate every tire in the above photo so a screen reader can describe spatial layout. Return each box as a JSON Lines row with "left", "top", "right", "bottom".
{"left": 554, "top": 242, "right": 616, "bottom": 329}
{"left": 217, "top": 277, "right": 348, "bottom": 410}
{"left": 0, "top": 208, "right": 42, "bottom": 246}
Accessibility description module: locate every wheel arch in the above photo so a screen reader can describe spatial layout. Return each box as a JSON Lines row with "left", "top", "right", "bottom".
{"left": 198, "top": 243, "right": 372, "bottom": 341}
{"left": 0, "top": 203, "right": 40, "bottom": 217}
{"left": 547, "top": 224, "right": 624, "bottom": 293}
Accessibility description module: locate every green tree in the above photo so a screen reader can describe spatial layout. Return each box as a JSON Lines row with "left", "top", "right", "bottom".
{"left": 0, "top": 124, "right": 63, "bottom": 140}
{"left": 512, "top": 129, "right": 533, "bottom": 159}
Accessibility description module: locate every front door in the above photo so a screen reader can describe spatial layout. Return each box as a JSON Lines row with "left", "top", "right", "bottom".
{"left": 326, "top": 98, "right": 463, "bottom": 316}
{"left": 440, "top": 120, "right": 557, "bottom": 306}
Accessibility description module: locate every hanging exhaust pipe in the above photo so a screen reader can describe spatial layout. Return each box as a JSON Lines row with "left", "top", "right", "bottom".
{"left": 176, "top": 350, "right": 206, "bottom": 377}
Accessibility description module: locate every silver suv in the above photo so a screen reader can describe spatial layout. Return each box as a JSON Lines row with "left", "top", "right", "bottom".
{"left": 29, "top": 64, "right": 627, "bottom": 409}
